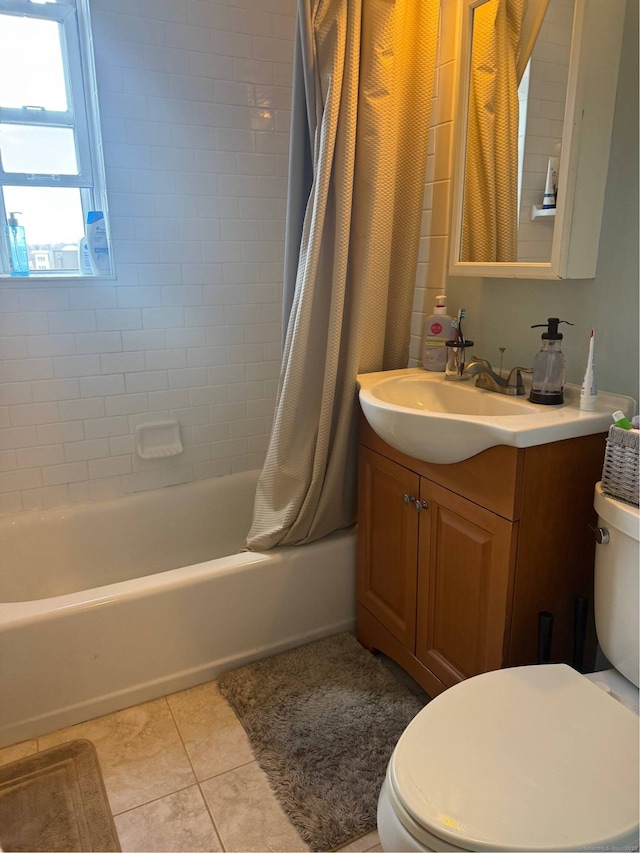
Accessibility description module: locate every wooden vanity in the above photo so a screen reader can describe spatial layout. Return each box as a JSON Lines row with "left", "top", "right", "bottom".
{"left": 356, "top": 413, "right": 606, "bottom": 698}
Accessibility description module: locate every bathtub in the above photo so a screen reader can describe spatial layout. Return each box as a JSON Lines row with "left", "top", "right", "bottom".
{"left": 0, "top": 470, "right": 356, "bottom": 747}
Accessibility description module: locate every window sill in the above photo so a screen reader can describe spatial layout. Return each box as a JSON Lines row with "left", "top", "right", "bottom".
{"left": 0, "top": 273, "right": 117, "bottom": 284}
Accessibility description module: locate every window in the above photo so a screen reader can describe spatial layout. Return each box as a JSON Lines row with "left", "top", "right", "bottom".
{"left": 0, "top": 0, "right": 110, "bottom": 277}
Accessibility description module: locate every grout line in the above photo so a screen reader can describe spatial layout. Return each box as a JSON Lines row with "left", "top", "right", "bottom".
{"left": 164, "top": 679, "right": 228, "bottom": 852}
{"left": 111, "top": 780, "right": 200, "bottom": 818}
{"left": 197, "top": 780, "right": 227, "bottom": 853}
{"left": 165, "top": 688, "right": 226, "bottom": 851}
{"left": 165, "top": 692, "right": 197, "bottom": 777}
{"left": 196, "top": 758, "right": 258, "bottom": 785}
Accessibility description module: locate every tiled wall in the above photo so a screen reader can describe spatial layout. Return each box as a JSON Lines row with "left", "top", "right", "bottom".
{"left": 0, "top": 0, "right": 296, "bottom": 515}
{"left": 409, "top": 0, "right": 459, "bottom": 366}
{"left": 517, "top": 63, "right": 531, "bottom": 211}
{"left": 517, "top": 0, "right": 573, "bottom": 261}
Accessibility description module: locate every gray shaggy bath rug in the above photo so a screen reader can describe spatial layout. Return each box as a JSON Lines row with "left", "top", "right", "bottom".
{"left": 217, "top": 632, "right": 426, "bottom": 851}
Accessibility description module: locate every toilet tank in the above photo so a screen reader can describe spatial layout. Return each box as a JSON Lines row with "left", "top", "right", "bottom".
{"left": 593, "top": 483, "right": 639, "bottom": 687}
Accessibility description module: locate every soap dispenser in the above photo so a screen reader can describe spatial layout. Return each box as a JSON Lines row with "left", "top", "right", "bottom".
{"left": 4, "top": 212, "right": 29, "bottom": 277}
{"left": 529, "top": 318, "right": 573, "bottom": 405}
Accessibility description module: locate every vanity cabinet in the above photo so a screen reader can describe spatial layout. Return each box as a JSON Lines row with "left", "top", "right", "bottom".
{"left": 415, "top": 478, "right": 517, "bottom": 688}
{"left": 357, "top": 415, "right": 606, "bottom": 698}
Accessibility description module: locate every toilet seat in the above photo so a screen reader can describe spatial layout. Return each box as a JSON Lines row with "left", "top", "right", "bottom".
{"left": 387, "top": 664, "right": 639, "bottom": 852}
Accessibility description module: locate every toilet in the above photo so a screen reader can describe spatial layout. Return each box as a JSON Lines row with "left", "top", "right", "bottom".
{"left": 378, "top": 482, "right": 639, "bottom": 852}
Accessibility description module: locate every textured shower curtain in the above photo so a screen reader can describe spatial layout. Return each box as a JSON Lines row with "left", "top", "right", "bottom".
{"left": 517, "top": 0, "right": 550, "bottom": 82}
{"left": 247, "top": 0, "right": 439, "bottom": 549}
{"left": 461, "top": 0, "right": 549, "bottom": 263}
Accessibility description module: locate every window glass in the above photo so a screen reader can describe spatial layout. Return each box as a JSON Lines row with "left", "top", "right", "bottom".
{"left": 0, "top": 15, "right": 68, "bottom": 111}
{"left": 2, "top": 186, "right": 85, "bottom": 272}
{"left": 0, "top": 0, "right": 111, "bottom": 277}
{"left": 0, "top": 124, "right": 79, "bottom": 175}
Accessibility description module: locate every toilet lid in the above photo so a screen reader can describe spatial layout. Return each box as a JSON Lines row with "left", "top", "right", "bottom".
{"left": 389, "top": 664, "right": 639, "bottom": 852}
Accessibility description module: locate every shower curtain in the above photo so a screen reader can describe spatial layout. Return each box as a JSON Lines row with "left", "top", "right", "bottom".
{"left": 461, "top": 0, "right": 548, "bottom": 263}
{"left": 517, "top": 0, "right": 550, "bottom": 82}
{"left": 247, "top": 0, "right": 440, "bottom": 549}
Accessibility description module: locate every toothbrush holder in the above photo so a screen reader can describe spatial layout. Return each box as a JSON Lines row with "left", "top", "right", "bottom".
{"left": 445, "top": 340, "right": 475, "bottom": 381}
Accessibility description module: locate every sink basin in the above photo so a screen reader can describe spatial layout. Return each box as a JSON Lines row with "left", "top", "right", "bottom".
{"left": 371, "top": 375, "right": 536, "bottom": 417}
{"left": 358, "top": 368, "right": 636, "bottom": 464}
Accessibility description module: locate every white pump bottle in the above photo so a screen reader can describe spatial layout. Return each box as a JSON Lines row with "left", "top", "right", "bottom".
{"left": 421, "top": 295, "right": 455, "bottom": 371}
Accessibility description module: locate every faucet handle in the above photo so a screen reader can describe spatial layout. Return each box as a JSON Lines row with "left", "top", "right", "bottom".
{"left": 506, "top": 366, "right": 533, "bottom": 390}
{"left": 471, "top": 354, "right": 492, "bottom": 370}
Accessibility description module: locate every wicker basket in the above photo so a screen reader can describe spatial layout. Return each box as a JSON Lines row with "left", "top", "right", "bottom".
{"left": 601, "top": 425, "right": 639, "bottom": 507}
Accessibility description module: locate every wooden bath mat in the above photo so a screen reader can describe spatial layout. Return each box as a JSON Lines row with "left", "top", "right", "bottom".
{"left": 0, "top": 739, "right": 120, "bottom": 852}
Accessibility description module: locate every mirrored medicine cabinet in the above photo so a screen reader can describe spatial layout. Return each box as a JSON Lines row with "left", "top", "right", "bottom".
{"left": 449, "top": 0, "right": 626, "bottom": 279}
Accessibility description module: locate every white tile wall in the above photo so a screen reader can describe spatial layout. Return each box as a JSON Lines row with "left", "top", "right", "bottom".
{"left": 517, "top": 0, "right": 573, "bottom": 262}
{"left": 0, "top": 0, "right": 296, "bottom": 515}
{"left": 410, "top": 0, "right": 460, "bottom": 366}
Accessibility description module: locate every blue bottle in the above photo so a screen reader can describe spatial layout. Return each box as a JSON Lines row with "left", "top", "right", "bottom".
{"left": 5, "top": 212, "right": 30, "bottom": 277}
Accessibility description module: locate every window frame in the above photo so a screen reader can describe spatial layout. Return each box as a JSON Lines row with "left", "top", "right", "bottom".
{"left": 0, "top": 0, "right": 111, "bottom": 278}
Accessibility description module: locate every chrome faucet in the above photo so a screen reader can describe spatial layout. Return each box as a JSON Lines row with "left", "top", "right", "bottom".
{"left": 464, "top": 357, "right": 532, "bottom": 396}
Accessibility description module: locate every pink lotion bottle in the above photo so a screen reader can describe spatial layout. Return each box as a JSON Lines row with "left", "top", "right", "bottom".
{"left": 421, "top": 295, "right": 455, "bottom": 371}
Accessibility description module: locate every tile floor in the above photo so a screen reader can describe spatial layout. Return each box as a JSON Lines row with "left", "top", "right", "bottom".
{"left": 0, "top": 678, "right": 383, "bottom": 853}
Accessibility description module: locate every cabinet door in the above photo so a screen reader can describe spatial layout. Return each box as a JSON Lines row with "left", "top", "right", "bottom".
{"left": 357, "top": 447, "right": 419, "bottom": 650}
{"left": 416, "top": 480, "right": 517, "bottom": 686}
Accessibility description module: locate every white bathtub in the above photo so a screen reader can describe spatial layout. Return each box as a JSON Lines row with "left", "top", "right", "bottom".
{"left": 0, "top": 470, "right": 356, "bottom": 747}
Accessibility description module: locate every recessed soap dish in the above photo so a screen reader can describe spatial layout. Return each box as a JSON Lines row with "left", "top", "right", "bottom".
{"left": 135, "top": 420, "right": 183, "bottom": 459}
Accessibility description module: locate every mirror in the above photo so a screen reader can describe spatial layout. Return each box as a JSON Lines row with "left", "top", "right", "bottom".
{"left": 449, "top": 0, "right": 625, "bottom": 279}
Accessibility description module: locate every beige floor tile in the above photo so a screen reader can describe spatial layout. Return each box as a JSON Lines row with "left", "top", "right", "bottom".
{"left": 115, "top": 785, "right": 223, "bottom": 852}
{"left": 336, "top": 829, "right": 381, "bottom": 852}
{"left": 201, "top": 760, "right": 308, "bottom": 852}
{"left": 167, "top": 680, "right": 254, "bottom": 780}
{"left": 37, "top": 698, "right": 195, "bottom": 814}
{"left": 0, "top": 739, "right": 37, "bottom": 767}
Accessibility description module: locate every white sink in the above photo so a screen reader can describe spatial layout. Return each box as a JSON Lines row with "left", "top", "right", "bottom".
{"left": 358, "top": 368, "right": 636, "bottom": 464}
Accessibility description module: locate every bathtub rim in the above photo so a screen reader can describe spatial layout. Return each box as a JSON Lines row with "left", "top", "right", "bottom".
{"left": 0, "top": 525, "right": 355, "bottom": 627}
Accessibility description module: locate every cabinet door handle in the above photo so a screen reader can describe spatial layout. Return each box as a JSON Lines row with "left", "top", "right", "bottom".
{"left": 403, "top": 493, "right": 416, "bottom": 505}
{"left": 415, "top": 500, "right": 429, "bottom": 511}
